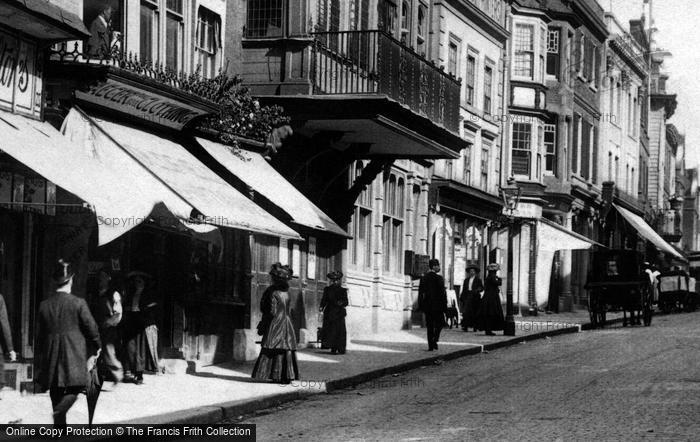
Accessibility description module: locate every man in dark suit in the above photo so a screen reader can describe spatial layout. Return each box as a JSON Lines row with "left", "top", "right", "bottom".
{"left": 460, "top": 265, "right": 484, "bottom": 332}
{"left": 418, "top": 259, "right": 448, "bottom": 351}
{"left": 36, "top": 260, "right": 101, "bottom": 428}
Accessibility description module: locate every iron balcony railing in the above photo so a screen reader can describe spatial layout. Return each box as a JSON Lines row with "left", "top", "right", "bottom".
{"left": 311, "top": 30, "right": 461, "bottom": 133}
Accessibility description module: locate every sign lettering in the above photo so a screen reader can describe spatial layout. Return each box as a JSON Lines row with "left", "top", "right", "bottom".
{"left": 0, "top": 30, "right": 39, "bottom": 116}
{"left": 75, "top": 79, "right": 211, "bottom": 130}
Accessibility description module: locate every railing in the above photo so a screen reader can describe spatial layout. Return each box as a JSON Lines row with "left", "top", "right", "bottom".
{"left": 49, "top": 39, "right": 229, "bottom": 103}
{"left": 311, "top": 30, "right": 461, "bottom": 133}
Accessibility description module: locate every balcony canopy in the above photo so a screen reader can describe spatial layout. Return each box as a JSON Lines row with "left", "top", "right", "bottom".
{"left": 0, "top": 0, "right": 90, "bottom": 40}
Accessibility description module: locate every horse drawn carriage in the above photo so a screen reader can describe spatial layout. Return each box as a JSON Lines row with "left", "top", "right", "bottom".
{"left": 585, "top": 249, "right": 653, "bottom": 328}
{"left": 657, "top": 269, "right": 698, "bottom": 313}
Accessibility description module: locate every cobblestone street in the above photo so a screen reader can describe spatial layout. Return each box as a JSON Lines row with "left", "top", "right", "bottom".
{"left": 233, "top": 312, "right": 700, "bottom": 441}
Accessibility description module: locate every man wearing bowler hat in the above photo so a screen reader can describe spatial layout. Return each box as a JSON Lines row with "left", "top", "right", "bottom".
{"left": 36, "top": 259, "right": 101, "bottom": 428}
{"left": 418, "top": 259, "right": 448, "bottom": 351}
{"left": 460, "top": 264, "right": 484, "bottom": 332}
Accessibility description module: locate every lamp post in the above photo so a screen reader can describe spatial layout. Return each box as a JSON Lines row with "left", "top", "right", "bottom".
{"left": 500, "top": 179, "right": 522, "bottom": 336}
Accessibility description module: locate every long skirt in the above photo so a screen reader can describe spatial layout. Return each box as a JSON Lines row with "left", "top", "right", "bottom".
{"left": 251, "top": 348, "right": 299, "bottom": 383}
{"left": 121, "top": 313, "right": 146, "bottom": 373}
{"left": 477, "top": 292, "right": 505, "bottom": 331}
{"left": 321, "top": 315, "right": 347, "bottom": 352}
{"left": 144, "top": 325, "right": 159, "bottom": 373}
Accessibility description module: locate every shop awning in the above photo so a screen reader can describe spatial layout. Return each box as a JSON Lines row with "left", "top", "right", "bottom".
{"left": 57, "top": 109, "right": 300, "bottom": 244}
{"left": 0, "top": 108, "right": 164, "bottom": 244}
{"left": 196, "top": 137, "right": 350, "bottom": 238}
{"left": 535, "top": 218, "right": 602, "bottom": 309}
{"left": 538, "top": 218, "right": 603, "bottom": 251}
{"left": 613, "top": 203, "right": 686, "bottom": 261}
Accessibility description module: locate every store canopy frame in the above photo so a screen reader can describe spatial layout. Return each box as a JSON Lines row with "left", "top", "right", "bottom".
{"left": 613, "top": 203, "right": 686, "bottom": 262}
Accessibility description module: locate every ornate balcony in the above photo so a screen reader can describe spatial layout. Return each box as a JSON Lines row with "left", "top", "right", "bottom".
{"left": 310, "top": 30, "right": 461, "bottom": 133}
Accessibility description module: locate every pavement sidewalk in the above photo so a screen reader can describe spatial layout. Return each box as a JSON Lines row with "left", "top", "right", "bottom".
{"left": 0, "top": 310, "right": 623, "bottom": 425}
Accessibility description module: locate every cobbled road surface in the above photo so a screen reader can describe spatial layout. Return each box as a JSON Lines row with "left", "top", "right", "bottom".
{"left": 229, "top": 312, "right": 700, "bottom": 441}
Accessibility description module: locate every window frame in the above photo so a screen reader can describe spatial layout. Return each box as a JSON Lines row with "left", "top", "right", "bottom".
{"left": 483, "top": 62, "right": 494, "bottom": 115}
{"left": 511, "top": 122, "right": 532, "bottom": 178}
{"left": 465, "top": 52, "right": 477, "bottom": 106}
{"left": 514, "top": 23, "right": 535, "bottom": 80}
{"left": 245, "top": 0, "right": 285, "bottom": 39}
{"left": 544, "top": 123, "right": 557, "bottom": 175}
{"left": 195, "top": 6, "right": 222, "bottom": 78}
{"left": 382, "top": 171, "right": 406, "bottom": 275}
{"left": 546, "top": 27, "right": 560, "bottom": 79}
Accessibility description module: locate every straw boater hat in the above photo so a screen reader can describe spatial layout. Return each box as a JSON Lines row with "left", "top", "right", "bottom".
{"left": 269, "top": 262, "right": 293, "bottom": 280}
{"left": 466, "top": 263, "right": 480, "bottom": 272}
{"left": 52, "top": 259, "right": 74, "bottom": 285}
{"left": 487, "top": 263, "right": 500, "bottom": 272}
{"left": 327, "top": 270, "right": 343, "bottom": 281}
{"left": 127, "top": 270, "right": 152, "bottom": 280}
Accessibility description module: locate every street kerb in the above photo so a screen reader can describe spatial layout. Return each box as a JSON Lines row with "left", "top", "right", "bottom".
{"left": 100, "top": 322, "right": 602, "bottom": 430}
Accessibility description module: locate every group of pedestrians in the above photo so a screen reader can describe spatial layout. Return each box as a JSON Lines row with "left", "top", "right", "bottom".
{"left": 418, "top": 259, "right": 505, "bottom": 350}
{"left": 30, "top": 259, "right": 159, "bottom": 428}
{"left": 251, "top": 264, "right": 349, "bottom": 384}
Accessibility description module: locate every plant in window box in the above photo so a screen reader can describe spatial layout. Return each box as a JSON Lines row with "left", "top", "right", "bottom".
{"left": 198, "top": 72, "right": 292, "bottom": 158}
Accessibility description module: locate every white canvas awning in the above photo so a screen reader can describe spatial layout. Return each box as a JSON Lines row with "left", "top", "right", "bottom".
{"left": 613, "top": 203, "right": 686, "bottom": 261}
{"left": 59, "top": 109, "right": 302, "bottom": 243}
{"left": 196, "top": 137, "right": 349, "bottom": 237}
{"left": 535, "top": 218, "right": 602, "bottom": 308}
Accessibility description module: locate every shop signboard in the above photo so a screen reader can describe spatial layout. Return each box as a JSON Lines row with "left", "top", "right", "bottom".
{"left": 75, "top": 78, "right": 212, "bottom": 130}
{"left": 0, "top": 29, "right": 41, "bottom": 117}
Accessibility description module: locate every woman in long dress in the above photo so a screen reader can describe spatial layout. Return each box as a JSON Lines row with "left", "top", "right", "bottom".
{"left": 252, "top": 263, "right": 299, "bottom": 383}
{"left": 320, "top": 271, "right": 348, "bottom": 354}
{"left": 477, "top": 263, "right": 505, "bottom": 336}
{"left": 121, "top": 271, "right": 155, "bottom": 384}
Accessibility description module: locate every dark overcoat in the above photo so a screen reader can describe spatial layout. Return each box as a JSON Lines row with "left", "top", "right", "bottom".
{"left": 460, "top": 276, "right": 484, "bottom": 328}
{"left": 320, "top": 285, "right": 348, "bottom": 350}
{"left": 36, "top": 291, "right": 101, "bottom": 391}
{"left": 418, "top": 271, "right": 448, "bottom": 313}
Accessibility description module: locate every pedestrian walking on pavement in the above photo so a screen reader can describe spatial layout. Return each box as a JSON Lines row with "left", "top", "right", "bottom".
{"left": 320, "top": 270, "right": 348, "bottom": 354}
{"left": 121, "top": 271, "right": 154, "bottom": 385}
{"left": 92, "top": 269, "right": 123, "bottom": 390}
{"left": 0, "top": 292, "right": 17, "bottom": 396}
{"left": 477, "top": 263, "right": 505, "bottom": 336}
{"left": 418, "top": 259, "right": 448, "bottom": 351}
{"left": 35, "top": 259, "right": 101, "bottom": 429}
{"left": 460, "top": 265, "right": 483, "bottom": 332}
{"left": 252, "top": 263, "right": 299, "bottom": 383}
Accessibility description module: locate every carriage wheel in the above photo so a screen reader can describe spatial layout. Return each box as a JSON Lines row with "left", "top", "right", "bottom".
{"left": 642, "top": 285, "right": 653, "bottom": 326}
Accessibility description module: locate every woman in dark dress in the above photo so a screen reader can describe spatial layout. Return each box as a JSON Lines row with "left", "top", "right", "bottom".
{"left": 121, "top": 271, "right": 155, "bottom": 384}
{"left": 320, "top": 270, "right": 348, "bottom": 354}
{"left": 252, "top": 263, "right": 299, "bottom": 383}
{"left": 477, "top": 263, "right": 505, "bottom": 336}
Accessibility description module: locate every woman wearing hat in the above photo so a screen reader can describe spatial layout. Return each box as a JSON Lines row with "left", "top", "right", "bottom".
{"left": 477, "top": 263, "right": 505, "bottom": 336}
{"left": 121, "top": 271, "right": 156, "bottom": 384}
{"left": 252, "top": 263, "right": 299, "bottom": 383}
{"left": 460, "top": 264, "right": 484, "bottom": 332}
{"left": 35, "top": 259, "right": 101, "bottom": 428}
{"left": 320, "top": 270, "right": 349, "bottom": 354}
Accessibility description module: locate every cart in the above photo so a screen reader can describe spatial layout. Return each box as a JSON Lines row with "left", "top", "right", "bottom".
{"left": 585, "top": 250, "right": 653, "bottom": 328}
{"left": 657, "top": 270, "right": 697, "bottom": 313}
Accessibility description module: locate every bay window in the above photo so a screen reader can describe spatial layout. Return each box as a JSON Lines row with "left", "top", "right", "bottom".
{"left": 514, "top": 23, "right": 534, "bottom": 78}
{"left": 544, "top": 124, "right": 556, "bottom": 174}
{"left": 246, "top": 0, "right": 284, "bottom": 38}
{"left": 512, "top": 122, "right": 532, "bottom": 177}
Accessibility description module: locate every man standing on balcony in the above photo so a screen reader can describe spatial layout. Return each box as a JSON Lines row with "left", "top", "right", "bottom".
{"left": 418, "top": 259, "right": 448, "bottom": 351}
{"left": 87, "top": 5, "right": 113, "bottom": 58}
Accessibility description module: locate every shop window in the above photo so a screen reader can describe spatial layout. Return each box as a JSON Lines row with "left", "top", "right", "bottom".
{"left": 246, "top": 0, "right": 284, "bottom": 38}
{"left": 465, "top": 54, "right": 476, "bottom": 106}
{"left": 140, "top": 0, "right": 159, "bottom": 63}
{"left": 546, "top": 28, "right": 560, "bottom": 79}
{"left": 84, "top": 0, "right": 124, "bottom": 58}
{"left": 483, "top": 64, "right": 493, "bottom": 115}
{"left": 196, "top": 7, "right": 222, "bottom": 78}
{"left": 350, "top": 161, "right": 373, "bottom": 269}
{"left": 382, "top": 172, "right": 405, "bottom": 273}
{"left": 514, "top": 23, "right": 534, "bottom": 79}
{"left": 511, "top": 122, "right": 532, "bottom": 177}
{"left": 544, "top": 124, "right": 556, "bottom": 174}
